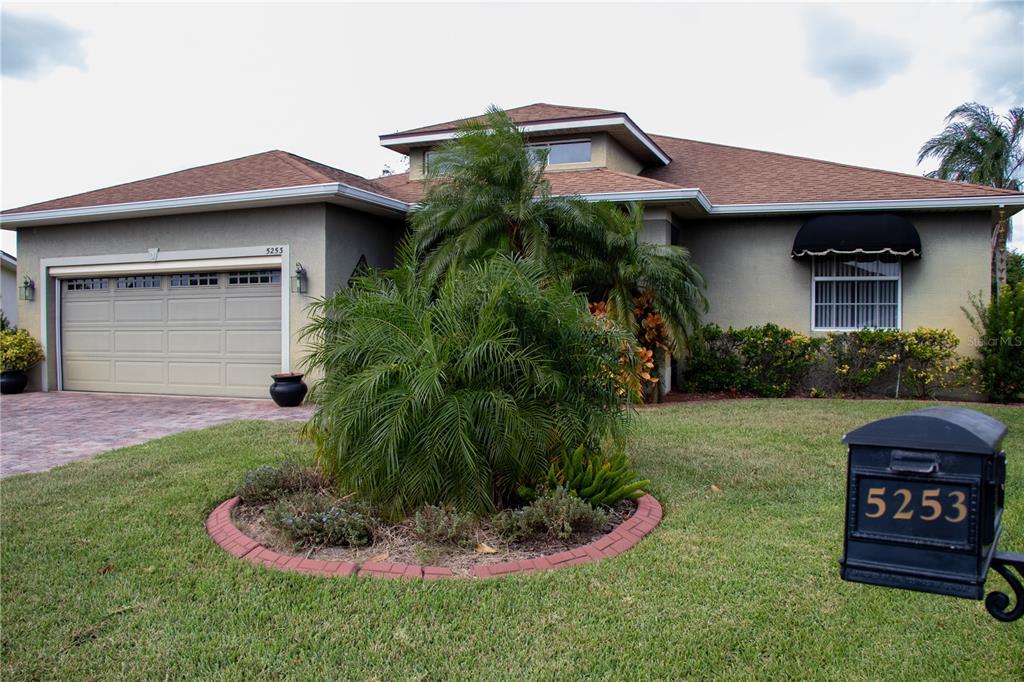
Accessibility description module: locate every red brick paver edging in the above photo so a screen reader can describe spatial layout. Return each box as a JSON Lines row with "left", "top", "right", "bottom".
{"left": 206, "top": 494, "right": 663, "bottom": 579}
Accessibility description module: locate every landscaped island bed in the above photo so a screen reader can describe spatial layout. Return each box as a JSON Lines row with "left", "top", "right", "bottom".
{"left": 2, "top": 400, "right": 1021, "bottom": 679}
{"left": 212, "top": 493, "right": 659, "bottom": 578}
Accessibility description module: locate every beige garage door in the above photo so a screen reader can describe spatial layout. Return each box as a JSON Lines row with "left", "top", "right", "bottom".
{"left": 60, "top": 270, "right": 282, "bottom": 398}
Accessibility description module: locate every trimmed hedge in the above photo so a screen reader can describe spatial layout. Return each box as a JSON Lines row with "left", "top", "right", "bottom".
{"left": 680, "top": 324, "right": 973, "bottom": 399}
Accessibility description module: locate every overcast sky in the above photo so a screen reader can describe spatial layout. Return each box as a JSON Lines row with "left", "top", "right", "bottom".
{"left": 2, "top": 1, "right": 1022, "bottom": 256}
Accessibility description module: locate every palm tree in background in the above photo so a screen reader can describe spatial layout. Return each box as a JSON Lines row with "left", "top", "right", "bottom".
{"left": 561, "top": 201, "right": 707, "bottom": 360}
{"left": 918, "top": 103, "right": 1023, "bottom": 293}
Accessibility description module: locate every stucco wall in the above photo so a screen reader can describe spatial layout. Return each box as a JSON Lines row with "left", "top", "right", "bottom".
{"left": 674, "top": 211, "right": 993, "bottom": 353}
{"left": 324, "top": 205, "right": 403, "bottom": 295}
{"left": 15, "top": 204, "right": 334, "bottom": 390}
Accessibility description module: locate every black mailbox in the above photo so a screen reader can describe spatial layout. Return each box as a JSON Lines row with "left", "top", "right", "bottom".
{"left": 840, "top": 406, "right": 1007, "bottom": 599}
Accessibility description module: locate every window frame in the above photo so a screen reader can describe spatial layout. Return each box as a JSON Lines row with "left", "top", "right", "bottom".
{"left": 809, "top": 255, "right": 902, "bottom": 332}
{"left": 526, "top": 138, "right": 592, "bottom": 166}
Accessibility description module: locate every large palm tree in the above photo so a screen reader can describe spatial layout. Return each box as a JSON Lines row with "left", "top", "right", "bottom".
{"left": 411, "top": 106, "right": 707, "bottom": 356}
{"left": 918, "top": 103, "right": 1023, "bottom": 293}
{"left": 410, "top": 106, "right": 602, "bottom": 286}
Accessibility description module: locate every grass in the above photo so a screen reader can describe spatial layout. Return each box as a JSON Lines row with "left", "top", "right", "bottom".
{"left": 2, "top": 399, "right": 1022, "bottom": 680}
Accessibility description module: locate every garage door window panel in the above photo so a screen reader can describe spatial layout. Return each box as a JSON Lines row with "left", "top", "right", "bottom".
{"left": 171, "top": 273, "right": 219, "bottom": 287}
{"left": 228, "top": 270, "right": 281, "bottom": 285}
{"left": 117, "top": 275, "right": 162, "bottom": 289}
{"left": 65, "top": 278, "right": 108, "bottom": 291}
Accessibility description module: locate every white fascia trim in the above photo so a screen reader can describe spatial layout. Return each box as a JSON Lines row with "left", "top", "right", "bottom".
{"left": 49, "top": 255, "right": 281, "bottom": 277}
{"left": 575, "top": 188, "right": 712, "bottom": 213}
{"left": 382, "top": 116, "right": 672, "bottom": 165}
{"left": 0, "top": 183, "right": 410, "bottom": 227}
{"left": 710, "top": 194, "right": 1024, "bottom": 215}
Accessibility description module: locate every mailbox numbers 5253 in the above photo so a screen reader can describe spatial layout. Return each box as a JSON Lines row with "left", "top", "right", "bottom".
{"left": 855, "top": 477, "right": 973, "bottom": 545}
{"left": 863, "top": 486, "right": 967, "bottom": 523}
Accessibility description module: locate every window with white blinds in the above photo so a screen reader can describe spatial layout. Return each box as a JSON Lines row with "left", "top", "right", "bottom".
{"left": 812, "top": 255, "right": 900, "bottom": 331}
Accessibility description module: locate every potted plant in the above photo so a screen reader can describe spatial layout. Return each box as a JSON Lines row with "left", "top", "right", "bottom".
{"left": 1, "top": 328, "right": 45, "bottom": 395}
{"left": 269, "top": 372, "right": 308, "bottom": 407}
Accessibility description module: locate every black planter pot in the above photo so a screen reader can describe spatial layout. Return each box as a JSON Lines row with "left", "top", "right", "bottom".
{"left": 270, "top": 372, "right": 308, "bottom": 407}
{"left": 0, "top": 370, "right": 29, "bottom": 395}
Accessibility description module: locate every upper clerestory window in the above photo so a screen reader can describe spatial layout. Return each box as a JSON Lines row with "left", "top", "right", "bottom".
{"left": 527, "top": 140, "right": 591, "bottom": 166}
{"left": 425, "top": 139, "right": 592, "bottom": 174}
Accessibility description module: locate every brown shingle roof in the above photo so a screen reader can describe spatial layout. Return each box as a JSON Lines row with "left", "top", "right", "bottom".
{"left": 4, "top": 150, "right": 384, "bottom": 214}
{"left": 6, "top": 113, "right": 1020, "bottom": 217}
{"left": 383, "top": 103, "right": 619, "bottom": 136}
{"left": 642, "top": 135, "right": 1019, "bottom": 205}
{"left": 370, "top": 168, "right": 682, "bottom": 204}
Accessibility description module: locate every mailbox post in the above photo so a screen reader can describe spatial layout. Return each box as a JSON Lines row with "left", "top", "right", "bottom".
{"left": 840, "top": 406, "right": 1023, "bottom": 622}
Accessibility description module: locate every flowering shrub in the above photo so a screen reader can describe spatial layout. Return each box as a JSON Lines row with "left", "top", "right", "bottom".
{"left": 964, "top": 284, "right": 1024, "bottom": 402}
{"left": 0, "top": 329, "right": 44, "bottom": 372}
{"left": 826, "top": 330, "right": 904, "bottom": 394}
{"left": 680, "top": 324, "right": 821, "bottom": 397}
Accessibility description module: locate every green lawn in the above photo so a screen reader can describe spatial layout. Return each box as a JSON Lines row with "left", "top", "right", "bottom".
{"left": 2, "top": 400, "right": 1022, "bottom": 680}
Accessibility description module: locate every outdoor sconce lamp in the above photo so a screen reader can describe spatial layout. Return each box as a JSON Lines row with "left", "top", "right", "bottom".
{"left": 18, "top": 275, "right": 35, "bottom": 302}
{"left": 290, "top": 263, "right": 308, "bottom": 294}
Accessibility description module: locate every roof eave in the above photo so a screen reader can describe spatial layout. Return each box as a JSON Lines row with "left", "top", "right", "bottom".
{"left": 380, "top": 114, "right": 672, "bottom": 166}
{"left": 0, "top": 183, "right": 410, "bottom": 228}
{"left": 709, "top": 195, "right": 1024, "bottom": 216}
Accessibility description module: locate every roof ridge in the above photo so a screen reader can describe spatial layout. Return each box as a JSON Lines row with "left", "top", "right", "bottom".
{"left": 271, "top": 151, "right": 335, "bottom": 184}
{"left": 647, "top": 134, "right": 1022, "bottom": 197}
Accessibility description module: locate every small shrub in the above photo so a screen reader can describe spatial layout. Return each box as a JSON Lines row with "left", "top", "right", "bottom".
{"left": 680, "top": 324, "right": 821, "bottom": 397}
{"left": 0, "top": 328, "right": 44, "bottom": 372}
{"left": 542, "top": 444, "right": 649, "bottom": 507}
{"left": 412, "top": 505, "right": 478, "bottom": 548}
{"left": 493, "top": 488, "right": 608, "bottom": 542}
{"left": 236, "top": 461, "right": 331, "bottom": 505}
{"left": 965, "top": 284, "right": 1024, "bottom": 402}
{"left": 266, "top": 493, "right": 373, "bottom": 548}
{"left": 412, "top": 543, "right": 441, "bottom": 565}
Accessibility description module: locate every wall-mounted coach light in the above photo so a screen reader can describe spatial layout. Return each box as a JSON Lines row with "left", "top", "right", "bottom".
{"left": 18, "top": 275, "right": 35, "bottom": 302}
{"left": 290, "top": 263, "right": 308, "bottom": 294}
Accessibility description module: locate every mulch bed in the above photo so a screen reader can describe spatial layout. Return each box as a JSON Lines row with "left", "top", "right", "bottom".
{"left": 232, "top": 500, "right": 635, "bottom": 577}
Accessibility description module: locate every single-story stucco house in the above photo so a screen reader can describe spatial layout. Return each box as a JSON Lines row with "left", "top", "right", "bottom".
{"left": 3, "top": 103, "right": 1023, "bottom": 398}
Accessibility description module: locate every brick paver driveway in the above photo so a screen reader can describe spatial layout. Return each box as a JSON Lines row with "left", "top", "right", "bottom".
{"left": 0, "top": 392, "right": 313, "bottom": 477}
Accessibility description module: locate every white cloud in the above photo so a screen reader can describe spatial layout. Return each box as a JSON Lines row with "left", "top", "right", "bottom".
{"left": 1, "top": 9, "right": 86, "bottom": 80}
{"left": 803, "top": 7, "right": 912, "bottom": 94}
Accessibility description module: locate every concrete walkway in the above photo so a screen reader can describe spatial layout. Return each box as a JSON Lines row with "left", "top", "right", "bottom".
{"left": 0, "top": 391, "right": 313, "bottom": 477}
